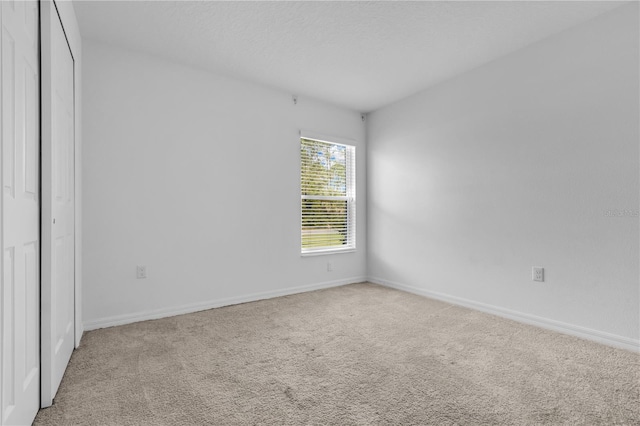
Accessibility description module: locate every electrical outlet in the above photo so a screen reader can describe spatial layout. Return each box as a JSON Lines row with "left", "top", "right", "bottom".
{"left": 532, "top": 267, "right": 544, "bottom": 282}
{"left": 327, "top": 262, "right": 333, "bottom": 272}
{"left": 136, "top": 265, "right": 147, "bottom": 279}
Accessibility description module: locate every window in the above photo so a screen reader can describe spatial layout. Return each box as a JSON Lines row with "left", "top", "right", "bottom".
{"left": 300, "top": 135, "right": 356, "bottom": 254}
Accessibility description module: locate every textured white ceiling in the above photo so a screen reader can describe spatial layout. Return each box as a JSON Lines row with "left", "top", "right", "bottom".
{"left": 74, "top": 1, "right": 626, "bottom": 112}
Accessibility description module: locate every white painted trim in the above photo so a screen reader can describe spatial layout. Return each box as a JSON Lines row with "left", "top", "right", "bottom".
{"left": 369, "top": 276, "right": 640, "bottom": 353}
{"left": 84, "top": 276, "right": 367, "bottom": 331}
{"left": 301, "top": 249, "right": 356, "bottom": 257}
{"left": 40, "top": 0, "right": 55, "bottom": 408}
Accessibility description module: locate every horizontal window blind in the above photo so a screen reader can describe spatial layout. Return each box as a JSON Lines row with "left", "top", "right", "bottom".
{"left": 301, "top": 137, "right": 355, "bottom": 254}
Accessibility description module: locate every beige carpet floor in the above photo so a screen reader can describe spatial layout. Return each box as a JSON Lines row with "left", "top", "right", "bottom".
{"left": 34, "top": 283, "right": 639, "bottom": 425}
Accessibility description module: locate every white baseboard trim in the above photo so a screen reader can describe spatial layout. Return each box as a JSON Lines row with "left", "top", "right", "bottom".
{"left": 369, "top": 276, "right": 640, "bottom": 353}
{"left": 83, "top": 276, "right": 367, "bottom": 331}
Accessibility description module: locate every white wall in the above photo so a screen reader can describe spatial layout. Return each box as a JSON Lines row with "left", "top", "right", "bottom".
{"left": 82, "top": 40, "right": 366, "bottom": 328}
{"left": 54, "top": 0, "right": 83, "bottom": 346}
{"left": 367, "top": 4, "right": 639, "bottom": 348}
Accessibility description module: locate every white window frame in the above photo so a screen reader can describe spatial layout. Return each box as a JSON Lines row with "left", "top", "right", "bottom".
{"left": 300, "top": 131, "right": 356, "bottom": 256}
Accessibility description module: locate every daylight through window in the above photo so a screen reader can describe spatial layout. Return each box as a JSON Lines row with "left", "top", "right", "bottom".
{"left": 301, "top": 137, "right": 356, "bottom": 254}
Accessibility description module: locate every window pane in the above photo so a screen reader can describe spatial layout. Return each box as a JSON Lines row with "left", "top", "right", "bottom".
{"left": 301, "top": 199, "right": 348, "bottom": 248}
{"left": 301, "top": 139, "right": 347, "bottom": 197}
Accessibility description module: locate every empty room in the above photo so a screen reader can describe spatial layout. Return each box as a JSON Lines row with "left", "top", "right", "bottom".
{"left": 0, "top": 1, "right": 638, "bottom": 425}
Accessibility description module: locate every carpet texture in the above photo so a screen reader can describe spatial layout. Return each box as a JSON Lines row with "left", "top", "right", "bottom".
{"left": 34, "top": 283, "right": 639, "bottom": 425}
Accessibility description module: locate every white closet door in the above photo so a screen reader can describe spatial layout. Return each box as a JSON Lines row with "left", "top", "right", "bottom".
{"left": 0, "top": 1, "right": 40, "bottom": 425}
{"left": 41, "top": 0, "right": 75, "bottom": 408}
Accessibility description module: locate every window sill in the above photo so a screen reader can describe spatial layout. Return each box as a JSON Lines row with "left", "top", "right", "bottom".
{"left": 301, "top": 248, "right": 356, "bottom": 257}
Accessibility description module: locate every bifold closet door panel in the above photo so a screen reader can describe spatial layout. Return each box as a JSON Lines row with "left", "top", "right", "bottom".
{"left": 1, "top": 1, "right": 40, "bottom": 425}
